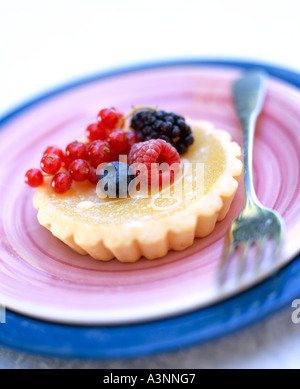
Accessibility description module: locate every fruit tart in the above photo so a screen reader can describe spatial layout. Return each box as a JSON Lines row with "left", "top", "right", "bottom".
{"left": 26, "top": 107, "right": 242, "bottom": 262}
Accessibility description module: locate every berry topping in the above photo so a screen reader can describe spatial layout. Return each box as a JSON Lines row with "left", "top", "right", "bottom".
{"left": 85, "top": 123, "right": 107, "bottom": 141}
{"left": 87, "top": 140, "right": 111, "bottom": 168}
{"left": 130, "top": 109, "right": 194, "bottom": 154}
{"left": 98, "top": 162, "right": 135, "bottom": 198}
{"left": 109, "top": 152, "right": 121, "bottom": 162}
{"left": 25, "top": 168, "right": 44, "bottom": 187}
{"left": 51, "top": 172, "right": 72, "bottom": 194}
{"left": 68, "top": 159, "right": 91, "bottom": 182}
{"left": 40, "top": 153, "right": 62, "bottom": 174}
{"left": 108, "top": 129, "right": 127, "bottom": 153}
{"left": 65, "top": 141, "right": 87, "bottom": 162}
{"left": 88, "top": 166, "right": 99, "bottom": 185}
{"left": 128, "top": 139, "right": 181, "bottom": 186}
{"left": 97, "top": 108, "right": 124, "bottom": 130}
{"left": 43, "top": 146, "right": 65, "bottom": 163}
{"left": 126, "top": 131, "right": 140, "bottom": 151}
{"left": 24, "top": 105, "right": 188, "bottom": 193}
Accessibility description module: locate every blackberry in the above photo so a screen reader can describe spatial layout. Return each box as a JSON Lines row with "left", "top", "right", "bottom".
{"left": 130, "top": 109, "right": 194, "bottom": 154}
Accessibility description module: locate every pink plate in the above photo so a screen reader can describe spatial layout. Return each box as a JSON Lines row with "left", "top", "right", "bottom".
{"left": 0, "top": 65, "right": 300, "bottom": 325}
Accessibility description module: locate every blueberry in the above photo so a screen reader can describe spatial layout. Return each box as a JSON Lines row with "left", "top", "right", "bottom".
{"left": 98, "top": 162, "right": 135, "bottom": 198}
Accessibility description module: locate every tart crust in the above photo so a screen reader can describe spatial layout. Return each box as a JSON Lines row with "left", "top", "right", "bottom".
{"left": 33, "top": 120, "right": 242, "bottom": 262}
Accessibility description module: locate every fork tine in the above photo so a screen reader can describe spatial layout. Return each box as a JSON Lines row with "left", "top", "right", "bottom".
{"left": 271, "top": 234, "right": 283, "bottom": 262}
{"left": 254, "top": 236, "right": 268, "bottom": 268}
{"left": 237, "top": 242, "right": 251, "bottom": 276}
{"left": 218, "top": 243, "right": 236, "bottom": 284}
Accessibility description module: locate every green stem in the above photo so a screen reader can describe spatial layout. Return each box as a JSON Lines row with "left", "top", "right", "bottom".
{"left": 116, "top": 106, "right": 157, "bottom": 129}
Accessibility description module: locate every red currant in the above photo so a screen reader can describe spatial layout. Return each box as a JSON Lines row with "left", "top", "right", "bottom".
{"left": 87, "top": 140, "right": 111, "bottom": 168}
{"left": 88, "top": 166, "right": 98, "bottom": 185}
{"left": 109, "top": 152, "right": 121, "bottom": 162}
{"left": 68, "top": 159, "right": 90, "bottom": 182}
{"left": 85, "top": 123, "right": 107, "bottom": 142}
{"left": 43, "top": 145, "right": 65, "bottom": 164}
{"left": 63, "top": 155, "right": 71, "bottom": 170}
{"left": 51, "top": 172, "right": 72, "bottom": 194}
{"left": 126, "top": 131, "right": 140, "bottom": 151}
{"left": 108, "top": 130, "right": 127, "bottom": 153}
{"left": 40, "top": 153, "right": 62, "bottom": 174}
{"left": 65, "top": 141, "right": 87, "bottom": 162}
{"left": 97, "top": 108, "right": 124, "bottom": 130}
{"left": 25, "top": 168, "right": 44, "bottom": 187}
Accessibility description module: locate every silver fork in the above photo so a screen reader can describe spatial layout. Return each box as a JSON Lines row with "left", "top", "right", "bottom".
{"left": 219, "top": 71, "right": 285, "bottom": 282}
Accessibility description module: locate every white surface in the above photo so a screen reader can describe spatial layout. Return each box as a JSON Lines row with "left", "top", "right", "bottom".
{"left": 1, "top": 0, "right": 300, "bottom": 368}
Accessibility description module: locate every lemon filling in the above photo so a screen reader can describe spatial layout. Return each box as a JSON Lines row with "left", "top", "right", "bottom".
{"left": 39, "top": 124, "right": 226, "bottom": 225}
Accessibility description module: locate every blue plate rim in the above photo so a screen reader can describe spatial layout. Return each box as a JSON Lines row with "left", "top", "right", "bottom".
{"left": 0, "top": 58, "right": 299, "bottom": 359}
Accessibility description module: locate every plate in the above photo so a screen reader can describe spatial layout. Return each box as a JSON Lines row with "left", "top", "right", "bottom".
{"left": 0, "top": 59, "right": 300, "bottom": 358}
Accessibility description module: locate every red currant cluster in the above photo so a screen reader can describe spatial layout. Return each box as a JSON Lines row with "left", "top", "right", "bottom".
{"left": 25, "top": 108, "right": 140, "bottom": 193}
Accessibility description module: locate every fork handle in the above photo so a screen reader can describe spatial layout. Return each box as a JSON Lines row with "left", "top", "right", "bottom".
{"left": 242, "top": 115, "right": 260, "bottom": 207}
{"left": 233, "top": 71, "right": 267, "bottom": 208}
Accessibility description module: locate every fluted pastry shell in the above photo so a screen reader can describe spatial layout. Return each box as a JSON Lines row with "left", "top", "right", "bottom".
{"left": 33, "top": 120, "right": 242, "bottom": 262}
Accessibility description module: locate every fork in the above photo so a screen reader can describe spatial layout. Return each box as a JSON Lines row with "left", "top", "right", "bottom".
{"left": 219, "top": 71, "right": 285, "bottom": 282}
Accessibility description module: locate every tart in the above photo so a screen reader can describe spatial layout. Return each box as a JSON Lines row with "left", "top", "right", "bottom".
{"left": 32, "top": 119, "right": 242, "bottom": 262}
